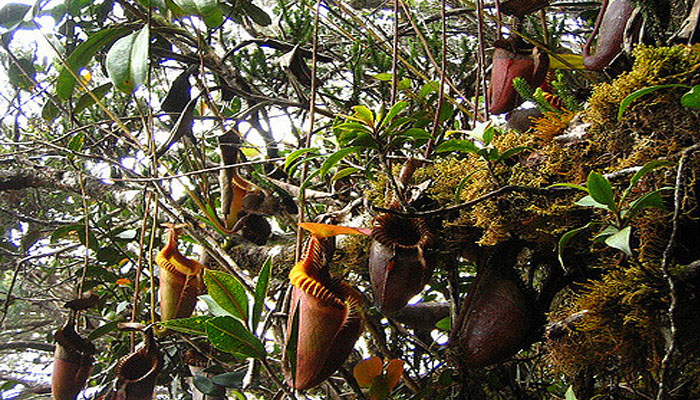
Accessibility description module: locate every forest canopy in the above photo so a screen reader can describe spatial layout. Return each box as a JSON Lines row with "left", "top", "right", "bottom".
{"left": 1, "top": 0, "right": 700, "bottom": 399}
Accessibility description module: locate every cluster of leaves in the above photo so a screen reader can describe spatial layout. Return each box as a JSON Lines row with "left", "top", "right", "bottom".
{"left": 556, "top": 160, "right": 673, "bottom": 267}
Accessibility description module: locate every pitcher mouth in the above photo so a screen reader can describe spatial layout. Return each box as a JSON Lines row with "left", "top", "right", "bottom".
{"left": 372, "top": 213, "right": 432, "bottom": 249}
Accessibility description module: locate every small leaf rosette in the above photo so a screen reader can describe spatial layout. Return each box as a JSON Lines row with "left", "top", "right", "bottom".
{"left": 156, "top": 224, "right": 205, "bottom": 332}
{"left": 283, "top": 223, "right": 367, "bottom": 391}
{"left": 488, "top": 37, "right": 549, "bottom": 114}
{"left": 52, "top": 315, "right": 95, "bottom": 400}
{"left": 369, "top": 213, "right": 436, "bottom": 313}
{"left": 449, "top": 266, "right": 534, "bottom": 368}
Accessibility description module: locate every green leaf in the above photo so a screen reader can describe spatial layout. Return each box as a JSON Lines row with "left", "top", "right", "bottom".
{"left": 373, "top": 72, "right": 393, "bottom": 81}
{"left": 212, "top": 371, "right": 246, "bottom": 388}
{"left": 193, "top": 375, "right": 226, "bottom": 397}
{"left": 352, "top": 105, "right": 374, "bottom": 128}
{"left": 621, "top": 160, "right": 674, "bottom": 203}
{"left": 435, "top": 316, "right": 451, "bottom": 331}
{"left": 199, "top": 294, "right": 231, "bottom": 317}
{"left": 320, "top": 147, "right": 359, "bottom": 177}
{"left": 435, "top": 139, "right": 479, "bottom": 154}
{"left": 206, "top": 316, "right": 266, "bottom": 359}
{"left": 592, "top": 225, "right": 619, "bottom": 243}
{"left": 331, "top": 167, "right": 359, "bottom": 182}
{"left": 558, "top": 222, "right": 594, "bottom": 271}
{"left": 547, "top": 182, "right": 588, "bottom": 192}
{"left": 160, "top": 315, "right": 212, "bottom": 335}
{"left": 399, "top": 128, "right": 432, "bottom": 140}
{"left": 438, "top": 102, "right": 454, "bottom": 123}
{"left": 74, "top": 83, "right": 113, "bottom": 115}
{"left": 604, "top": 225, "right": 632, "bottom": 256}
{"left": 42, "top": 99, "right": 60, "bottom": 121}
{"left": 574, "top": 194, "right": 608, "bottom": 209}
{"left": 106, "top": 25, "right": 149, "bottom": 93}
{"left": 419, "top": 81, "right": 439, "bottom": 98}
{"left": 454, "top": 170, "right": 480, "bottom": 203}
{"left": 56, "top": 26, "right": 131, "bottom": 100}
{"left": 397, "top": 78, "right": 411, "bottom": 91}
{"left": 284, "top": 148, "right": 318, "bottom": 171}
{"left": 251, "top": 256, "right": 272, "bottom": 330}
{"left": 0, "top": 3, "right": 31, "bottom": 30}
{"left": 68, "top": 131, "right": 85, "bottom": 153}
{"left": 87, "top": 320, "right": 120, "bottom": 341}
{"left": 204, "top": 269, "right": 249, "bottom": 324}
{"left": 496, "top": 146, "right": 531, "bottom": 163}
{"left": 379, "top": 101, "right": 408, "bottom": 130}
{"left": 681, "top": 85, "right": 700, "bottom": 109}
{"left": 240, "top": 1, "right": 270, "bottom": 26}
{"left": 618, "top": 84, "right": 690, "bottom": 120}
{"left": 565, "top": 386, "right": 578, "bottom": 400}
{"left": 587, "top": 171, "right": 616, "bottom": 211}
{"left": 623, "top": 188, "right": 671, "bottom": 220}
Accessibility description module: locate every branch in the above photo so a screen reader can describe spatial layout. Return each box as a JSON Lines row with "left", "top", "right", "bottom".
{"left": 0, "top": 341, "right": 55, "bottom": 352}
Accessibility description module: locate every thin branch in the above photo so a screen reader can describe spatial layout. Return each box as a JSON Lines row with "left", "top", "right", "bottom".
{"left": 655, "top": 147, "right": 698, "bottom": 400}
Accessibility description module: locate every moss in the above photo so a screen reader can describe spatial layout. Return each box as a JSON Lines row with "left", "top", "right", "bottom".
{"left": 547, "top": 262, "right": 667, "bottom": 378}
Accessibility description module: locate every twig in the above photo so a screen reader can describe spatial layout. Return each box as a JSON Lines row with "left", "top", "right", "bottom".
{"left": 374, "top": 185, "right": 568, "bottom": 218}
{"left": 655, "top": 148, "right": 696, "bottom": 400}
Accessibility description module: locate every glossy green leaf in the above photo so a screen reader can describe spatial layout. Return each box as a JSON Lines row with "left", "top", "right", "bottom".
{"left": 352, "top": 105, "right": 374, "bottom": 128}
{"left": 592, "top": 225, "right": 619, "bottom": 243}
{"left": 42, "top": 99, "right": 60, "bottom": 121}
{"left": 87, "top": 320, "right": 120, "bottom": 341}
{"left": 193, "top": 375, "right": 226, "bottom": 396}
{"left": 438, "top": 102, "right": 454, "bottom": 123}
{"left": 419, "top": 81, "right": 439, "bottom": 98}
{"left": 373, "top": 72, "right": 392, "bottom": 81}
{"left": 622, "top": 160, "right": 674, "bottom": 202}
{"left": 284, "top": 148, "right": 318, "bottom": 171}
{"left": 624, "top": 188, "right": 671, "bottom": 220}
{"left": 240, "top": 1, "right": 270, "bottom": 26}
{"left": 435, "top": 316, "right": 451, "bottom": 331}
{"left": 397, "top": 78, "right": 411, "bottom": 91}
{"left": 68, "top": 131, "right": 85, "bottom": 153}
{"left": 400, "top": 128, "right": 432, "bottom": 140}
{"left": 106, "top": 25, "right": 149, "bottom": 93}
{"left": 8, "top": 58, "right": 35, "bottom": 90}
{"left": 558, "top": 222, "right": 594, "bottom": 271}
{"left": 587, "top": 171, "right": 616, "bottom": 211}
{"left": 212, "top": 371, "right": 246, "bottom": 388}
{"left": 604, "top": 225, "right": 632, "bottom": 256}
{"left": 565, "top": 386, "right": 578, "bottom": 400}
{"left": 251, "top": 256, "right": 272, "bottom": 330}
{"left": 0, "top": 3, "right": 31, "bottom": 29}
{"left": 681, "top": 85, "right": 700, "bottom": 109}
{"left": 331, "top": 167, "right": 359, "bottom": 182}
{"left": 74, "top": 83, "right": 113, "bottom": 115}
{"left": 547, "top": 182, "right": 588, "bottom": 192}
{"left": 496, "top": 146, "right": 531, "bottom": 163}
{"left": 56, "top": 26, "right": 130, "bottom": 100}
{"left": 199, "top": 294, "right": 230, "bottom": 317}
{"left": 204, "top": 269, "right": 249, "bottom": 324}
{"left": 206, "top": 316, "right": 266, "bottom": 359}
{"left": 574, "top": 194, "right": 608, "bottom": 209}
{"left": 435, "top": 139, "right": 479, "bottom": 154}
{"left": 320, "top": 147, "right": 359, "bottom": 177}
{"left": 379, "top": 101, "right": 408, "bottom": 130}
{"left": 160, "top": 315, "right": 212, "bottom": 335}
{"left": 618, "top": 84, "right": 689, "bottom": 120}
